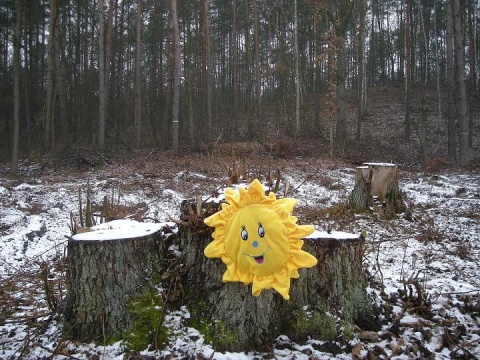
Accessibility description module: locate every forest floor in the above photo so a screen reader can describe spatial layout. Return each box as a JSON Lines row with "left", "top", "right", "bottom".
{"left": 1, "top": 85, "right": 480, "bottom": 359}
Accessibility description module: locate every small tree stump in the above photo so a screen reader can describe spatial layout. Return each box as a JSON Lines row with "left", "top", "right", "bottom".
{"left": 63, "top": 220, "right": 165, "bottom": 341}
{"left": 351, "top": 162, "right": 401, "bottom": 220}
{"left": 351, "top": 165, "right": 373, "bottom": 212}
{"left": 177, "top": 200, "right": 378, "bottom": 351}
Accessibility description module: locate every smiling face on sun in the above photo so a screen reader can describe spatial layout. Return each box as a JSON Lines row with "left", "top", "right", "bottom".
{"left": 225, "top": 204, "right": 289, "bottom": 277}
{"left": 204, "top": 179, "right": 318, "bottom": 300}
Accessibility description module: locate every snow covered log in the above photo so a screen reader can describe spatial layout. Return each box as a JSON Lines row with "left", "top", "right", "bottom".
{"left": 63, "top": 220, "right": 165, "bottom": 341}
{"left": 351, "top": 162, "right": 401, "bottom": 219}
{"left": 177, "top": 200, "right": 378, "bottom": 352}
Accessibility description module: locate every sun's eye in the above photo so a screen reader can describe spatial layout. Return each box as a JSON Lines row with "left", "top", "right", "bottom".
{"left": 258, "top": 223, "right": 265, "bottom": 238}
{"left": 241, "top": 226, "right": 248, "bottom": 241}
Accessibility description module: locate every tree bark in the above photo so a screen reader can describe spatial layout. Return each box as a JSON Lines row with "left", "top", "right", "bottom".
{"left": 336, "top": 34, "right": 347, "bottom": 151}
{"left": 467, "top": 0, "right": 475, "bottom": 149}
{"left": 231, "top": 0, "right": 238, "bottom": 119}
{"left": 54, "top": 5, "right": 68, "bottom": 143}
{"left": 45, "top": 0, "right": 55, "bottom": 150}
{"left": 356, "top": 0, "right": 366, "bottom": 140}
{"left": 163, "top": 13, "right": 173, "bottom": 145}
{"left": 351, "top": 166, "right": 372, "bottom": 212}
{"left": 98, "top": 0, "right": 106, "bottom": 149}
{"left": 12, "top": 0, "right": 21, "bottom": 175}
{"left": 203, "top": 0, "right": 212, "bottom": 140}
{"left": 433, "top": 0, "right": 442, "bottom": 131}
{"left": 322, "top": 0, "right": 354, "bottom": 152}
{"left": 185, "top": 15, "right": 195, "bottom": 144}
{"left": 453, "top": 0, "right": 470, "bottom": 166}
{"left": 294, "top": 0, "right": 300, "bottom": 137}
{"left": 351, "top": 163, "right": 401, "bottom": 220}
{"left": 171, "top": 0, "right": 180, "bottom": 155}
{"left": 417, "top": 3, "right": 429, "bottom": 161}
{"left": 446, "top": 0, "right": 456, "bottom": 161}
{"left": 314, "top": 14, "right": 322, "bottom": 135}
{"left": 103, "top": 0, "right": 114, "bottom": 144}
{"left": 135, "top": 0, "right": 143, "bottom": 147}
{"left": 243, "top": 0, "right": 253, "bottom": 137}
{"left": 63, "top": 225, "right": 165, "bottom": 341}
{"left": 176, "top": 200, "right": 378, "bottom": 352}
{"left": 404, "top": 0, "right": 412, "bottom": 140}
{"left": 253, "top": 0, "right": 261, "bottom": 131}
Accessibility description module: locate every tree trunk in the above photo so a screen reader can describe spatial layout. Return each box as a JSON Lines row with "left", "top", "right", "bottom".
{"left": 11, "top": 0, "right": 21, "bottom": 175}
{"left": 63, "top": 223, "right": 165, "bottom": 341}
{"left": 185, "top": 17, "right": 195, "bottom": 144}
{"left": 103, "top": 0, "right": 114, "bottom": 143}
{"left": 163, "top": 16, "right": 173, "bottom": 145}
{"left": 98, "top": 0, "right": 106, "bottom": 149}
{"left": 171, "top": 0, "right": 180, "bottom": 155}
{"left": 453, "top": 0, "right": 470, "bottom": 166}
{"left": 314, "top": 15, "right": 322, "bottom": 135}
{"left": 335, "top": 34, "right": 347, "bottom": 151}
{"left": 203, "top": 0, "right": 212, "bottom": 140}
{"left": 176, "top": 200, "right": 378, "bottom": 352}
{"left": 351, "top": 163, "right": 401, "bottom": 220}
{"left": 135, "top": 0, "right": 143, "bottom": 147}
{"left": 294, "top": 0, "right": 300, "bottom": 137}
{"left": 243, "top": 0, "right": 252, "bottom": 137}
{"left": 356, "top": 0, "right": 366, "bottom": 140}
{"left": 434, "top": 0, "right": 442, "bottom": 131}
{"left": 231, "top": 0, "right": 238, "bottom": 120}
{"left": 54, "top": 7, "right": 68, "bottom": 144}
{"left": 45, "top": 0, "right": 55, "bottom": 150}
{"left": 467, "top": 0, "right": 475, "bottom": 149}
{"left": 446, "top": 0, "right": 456, "bottom": 161}
{"left": 253, "top": 0, "right": 261, "bottom": 130}
{"left": 417, "top": 3, "right": 429, "bottom": 161}
{"left": 322, "top": 0, "right": 354, "bottom": 153}
{"left": 404, "top": 0, "right": 412, "bottom": 140}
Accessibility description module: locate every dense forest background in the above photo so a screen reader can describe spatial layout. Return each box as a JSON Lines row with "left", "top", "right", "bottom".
{"left": 1, "top": 0, "right": 478, "bottom": 172}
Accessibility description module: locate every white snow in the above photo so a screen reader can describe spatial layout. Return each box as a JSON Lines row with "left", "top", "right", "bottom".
{"left": 1, "top": 162, "right": 479, "bottom": 359}
{"left": 72, "top": 219, "right": 163, "bottom": 241}
{"left": 306, "top": 230, "right": 360, "bottom": 240}
{"left": 362, "top": 162, "right": 397, "bottom": 167}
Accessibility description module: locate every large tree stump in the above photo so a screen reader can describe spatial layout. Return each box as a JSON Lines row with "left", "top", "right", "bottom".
{"left": 351, "top": 162, "right": 401, "bottom": 220}
{"left": 177, "top": 200, "right": 378, "bottom": 352}
{"left": 63, "top": 220, "right": 165, "bottom": 341}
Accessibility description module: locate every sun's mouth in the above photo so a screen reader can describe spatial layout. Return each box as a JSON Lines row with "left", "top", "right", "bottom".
{"left": 243, "top": 246, "right": 269, "bottom": 265}
{"left": 253, "top": 255, "right": 264, "bottom": 264}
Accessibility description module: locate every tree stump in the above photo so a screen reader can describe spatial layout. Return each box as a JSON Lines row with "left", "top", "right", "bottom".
{"left": 351, "top": 162, "right": 401, "bottom": 220}
{"left": 351, "top": 165, "right": 373, "bottom": 212}
{"left": 63, "top": 220, "right": 165, "bottom": 341}
{"left": 177, "top": 200, "right": 378, "bottom": 352}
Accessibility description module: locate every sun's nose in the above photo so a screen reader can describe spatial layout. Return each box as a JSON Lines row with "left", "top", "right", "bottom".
{"left": 252, "top": 240, "right": 259, "bottom": 248}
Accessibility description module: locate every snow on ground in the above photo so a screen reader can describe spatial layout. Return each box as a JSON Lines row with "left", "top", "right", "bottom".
{"left": 0, "top": 157, "right": 479, "bottom": 359}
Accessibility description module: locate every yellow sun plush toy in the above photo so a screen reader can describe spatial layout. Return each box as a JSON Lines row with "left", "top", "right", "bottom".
{"left": 204, "top": 179, "right": 317, "bottom": 300}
